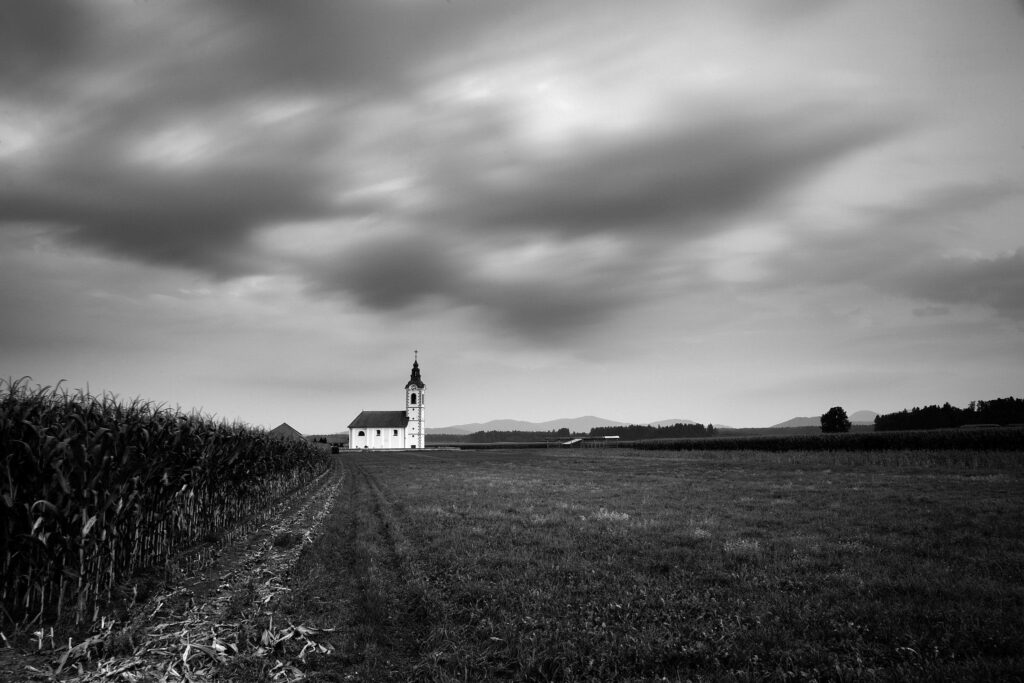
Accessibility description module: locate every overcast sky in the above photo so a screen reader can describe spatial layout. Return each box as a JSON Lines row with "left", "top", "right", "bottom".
{"left": 2, "top": 0, "right": 1023, "bottom": 432}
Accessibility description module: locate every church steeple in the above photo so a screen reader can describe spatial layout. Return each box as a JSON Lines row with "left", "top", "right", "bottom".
{"left": 405, "top": 351, "right": 425, "bottom": 448}
{"left": 406, "top": 350, "right": 425, "bottom": 389}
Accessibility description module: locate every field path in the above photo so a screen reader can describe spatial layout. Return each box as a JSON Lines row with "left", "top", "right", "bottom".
{"left": 269, "top": 454, "right": 438, "bottom": 681}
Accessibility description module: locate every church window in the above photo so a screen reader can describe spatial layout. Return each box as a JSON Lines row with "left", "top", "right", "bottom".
{"left": 376, "top": 429, "right": 381, "bottom": 436}
{"left": 357, "top": 431, "right": 365, "bottom": 437}
{"left": 393, "top": 429, "right": 398, "bottom": 436}
{"left": 410, "top": 393, "right": 417, "bottom": 405}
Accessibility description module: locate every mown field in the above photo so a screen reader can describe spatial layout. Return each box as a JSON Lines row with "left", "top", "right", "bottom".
{"left": 275, "top": 448, "right": 1024, "bottom": 681}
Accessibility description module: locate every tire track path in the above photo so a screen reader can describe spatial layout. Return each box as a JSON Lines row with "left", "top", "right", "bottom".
{"left": 275, "top": 455, "right": 438, "bottom": 682}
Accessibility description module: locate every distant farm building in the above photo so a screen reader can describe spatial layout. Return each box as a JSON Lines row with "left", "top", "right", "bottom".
{"left": 269, "top": 422, "right": 305, "bottom": 441}
{"left": 347, "top": 355, "right": 426, "bottom": 450}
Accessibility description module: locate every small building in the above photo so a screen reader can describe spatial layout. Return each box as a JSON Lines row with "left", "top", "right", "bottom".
{"left": 269, "top": 422, "right": 305, "bottom": 441}
{"left": 347, "top": 355, "right": 426, "bottom": 450}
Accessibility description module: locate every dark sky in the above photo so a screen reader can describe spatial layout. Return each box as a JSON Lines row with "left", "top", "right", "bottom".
{"left": 2, "top": 0, "right": 1023, "bottom": 430}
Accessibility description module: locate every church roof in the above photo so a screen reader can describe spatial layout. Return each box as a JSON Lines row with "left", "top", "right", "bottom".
{"left": 348, "top": 410, "right": 410, "bottom": 429}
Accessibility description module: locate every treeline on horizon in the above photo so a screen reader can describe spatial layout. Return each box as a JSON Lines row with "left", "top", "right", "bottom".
{"left": 429, "top": 422, "right": 716, "bottom": 443}
{"left": 434, "top": 429, "right": 575, "bottom": 443}
{"left": 590, "top": 422, "right": 716, "bottom": 439}
{"left": 874, "top": 397, "right": 1024, "bottom": 431}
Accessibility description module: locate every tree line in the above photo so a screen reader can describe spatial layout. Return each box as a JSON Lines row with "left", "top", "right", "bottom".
{"left": 434, "top": 429, "right": 572, "bottom": 443}
{"left": 430, "top": 422, "right": 718, "bottom": 443}
{"left": 589, "top": 422, "right": 716, "bottom": 439}
{"left": 873, "top": 397, "right": 1024, "bottom": 431}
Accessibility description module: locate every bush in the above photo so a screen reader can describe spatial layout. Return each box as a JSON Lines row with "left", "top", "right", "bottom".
{"left": 820, "top": 406, "right": 852, "bottom": 433}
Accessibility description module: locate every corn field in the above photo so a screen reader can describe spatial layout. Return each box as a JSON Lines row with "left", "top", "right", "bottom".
{"left": 1, "top": 378, "right": 330, "bottom": 628}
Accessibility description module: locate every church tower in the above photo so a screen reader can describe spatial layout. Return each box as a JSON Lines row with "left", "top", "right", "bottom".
{"left": 405, "top": 351, "right": 426, "bottom": 449}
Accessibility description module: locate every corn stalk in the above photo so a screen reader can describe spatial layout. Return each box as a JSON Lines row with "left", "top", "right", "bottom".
{"left": 1, "top": 377, "right": 330, "bottom": 627}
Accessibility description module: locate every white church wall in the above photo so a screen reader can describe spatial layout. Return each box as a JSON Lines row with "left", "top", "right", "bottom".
{"left": 349, "top": 426, "right": 407, "bottom": 450}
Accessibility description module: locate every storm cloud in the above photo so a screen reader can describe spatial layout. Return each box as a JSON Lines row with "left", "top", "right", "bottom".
{"left": 3, "top": 147, "right": 337, "bottom": 276}
{"left": 1, "top": 0, "right": 906, "bottom": 338}
{"left": 898, "top": 249, "right": 1024, "bottom": 321}
{"left": 423, "top": 104, "right": 902, "bottom": 238}
{"left": 0, "top": 0, "right": 508, "bottom": 277}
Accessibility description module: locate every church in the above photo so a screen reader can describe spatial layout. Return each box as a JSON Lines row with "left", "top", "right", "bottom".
{"left": 347, "top": 355, "right": 426, "bottom": 449}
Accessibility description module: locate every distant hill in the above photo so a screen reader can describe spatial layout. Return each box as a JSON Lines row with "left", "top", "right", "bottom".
{"left": 771, "top": 410, "right": 877, "bottom": 429}
{"left": 425, "top": 426, "right": 473, "bottom": 435}
{"left": 429, "top": 416, "right": 700, "bottom": 435}
{"left": 770, "top": 416, "right": 820, "bottom": 428}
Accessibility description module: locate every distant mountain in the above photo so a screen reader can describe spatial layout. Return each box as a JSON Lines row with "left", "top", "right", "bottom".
{"left": 770, "top": 416, "right": 820, "bottom": 428}
{"left": 771, "top": 410, "right": 877, "bottom": 429}
{"left": 425, "top": 425, "right": 472, "bottom": 435}
{"left": 429, "top": 416, "right": 624, "bottom": 435}
{"left": 429, "top": 415, "right": 701, "bottom": 435}
{"left": 648, "top": 418, "right": 699, "bottom": 427}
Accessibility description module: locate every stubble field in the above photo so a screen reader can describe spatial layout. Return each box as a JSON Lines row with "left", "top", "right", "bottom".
{"left": 274, "top": 448, "right": 1024, "bottom": 681}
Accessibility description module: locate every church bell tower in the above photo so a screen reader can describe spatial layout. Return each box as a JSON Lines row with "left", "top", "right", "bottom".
{"left": 405, "top": 351, "right": 426, "bottom": 449}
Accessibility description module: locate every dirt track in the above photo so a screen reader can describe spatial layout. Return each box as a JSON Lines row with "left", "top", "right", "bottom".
{"left": 266, "top": 455, "right": 436, "bottom": 681}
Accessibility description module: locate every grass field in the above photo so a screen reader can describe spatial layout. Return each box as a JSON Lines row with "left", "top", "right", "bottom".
{"left": 274, "top": 448, "right": 1024, "bottom": 681}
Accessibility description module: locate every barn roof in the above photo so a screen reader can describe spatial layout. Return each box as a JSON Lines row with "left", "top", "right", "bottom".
{"left": 348, "top": 410, "right": 410, "bottom": 429}
{"left": 269, "top": 422, "right": 305, "bottom": 440}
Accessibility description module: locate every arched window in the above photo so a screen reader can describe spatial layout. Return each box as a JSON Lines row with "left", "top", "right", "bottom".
{"left": 410, "top": 393, "right": 417, "bottom": 405}
{"left": 357, "top": 430, "right": 365, "bottom": 437}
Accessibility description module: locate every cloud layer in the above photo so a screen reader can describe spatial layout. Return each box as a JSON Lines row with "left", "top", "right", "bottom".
{"left": 2, "top": 0, "right": 1023, "bottom": 429}
{"left": 1, "top": 1, "right": 914, "bottom": 339}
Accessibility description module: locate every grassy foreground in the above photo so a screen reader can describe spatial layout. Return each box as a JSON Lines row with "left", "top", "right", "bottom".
{"left": 278, "top": 449, "right": 1024, "bottom": 681}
